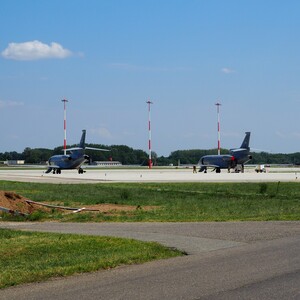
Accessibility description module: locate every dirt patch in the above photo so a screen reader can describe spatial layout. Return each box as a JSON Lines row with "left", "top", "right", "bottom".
{"left": 0, "top": 191, "right": 49, "bottom": 215}
{"left": 83, "top": 204, "right": 157, "bottom": 214}
{"left": 0, "top": 191, "right": 158, "bottom": 216}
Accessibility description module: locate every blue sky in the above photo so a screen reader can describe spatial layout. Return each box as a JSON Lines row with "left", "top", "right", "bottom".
{"left": 1, "top": 0, "right": 300, "bottom": 156}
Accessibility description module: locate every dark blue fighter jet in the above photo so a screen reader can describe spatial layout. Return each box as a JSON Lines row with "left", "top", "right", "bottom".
{"left": 198, "top": 132, "right": 252, "bottom": 173}
{"left": 45, "top": 130, "right": 109, "bottom": 174}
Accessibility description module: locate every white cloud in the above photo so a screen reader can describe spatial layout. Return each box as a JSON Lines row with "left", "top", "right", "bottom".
{"left": 0, "top": 100, "right": 24, "bottom": 108}
{"left": 90, "top": 127, "right": 113, "bottom": 139}
{"left": 221, "top": 67, "right": 236, "bottom": 74}
{"left": 1, "top": 40, "right": 72, "bottom": 61}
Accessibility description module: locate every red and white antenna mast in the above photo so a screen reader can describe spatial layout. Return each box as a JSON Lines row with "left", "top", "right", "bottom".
{"left": 62, "top": 98, "right": 68, "bottom": 155}
{"left": 215, "top": 102, "right": 221, "bottom": 155}
{"left": 146, "top": 100, "right": 153, "bottom": 168}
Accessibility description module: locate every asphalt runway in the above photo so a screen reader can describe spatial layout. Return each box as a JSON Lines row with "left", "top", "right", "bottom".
{"left": 0, "top": 221, "right": 299, "bottom": 299}
{"left": 0, "top": 167, "right": 300, "bottom": 183}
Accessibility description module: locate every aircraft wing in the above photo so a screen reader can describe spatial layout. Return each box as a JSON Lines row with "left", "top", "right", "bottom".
{"left": 230, "top": 148, "right": 248, "bottom": 153}
{"left": 85, "top": 147, "right": 110, "bottom": 151}
{"left": 45, "top": 165, "right": 60, "bottom": 173}
{"left": 198, "top": 164, "right": 221, "bottom": 168}
{"left": 198, "top": 164, "right": 222, "bottom": 172}
{"left": 49, "top": 165, "right": 60, "bottom": 168}
{"left": 65, "top": 147, "right": 83, "bottom": 151}
{"left": 64, "top": 147, "right": 110, "bottom": 151}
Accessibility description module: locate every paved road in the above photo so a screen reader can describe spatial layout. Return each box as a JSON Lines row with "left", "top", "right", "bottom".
{"left": 0, "top": 221, "right": 299, "bottom": 299}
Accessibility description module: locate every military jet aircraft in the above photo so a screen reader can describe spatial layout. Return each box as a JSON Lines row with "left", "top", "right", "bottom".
{"left": 198, "top": 132, "right": 252, "bottom": 173}
{"left": 45, "top": 129, "right": 109, "bottom": 174}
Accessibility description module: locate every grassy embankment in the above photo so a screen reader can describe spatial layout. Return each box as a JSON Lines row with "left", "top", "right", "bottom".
{"left": 0, "top": 181, "right": 299, "bottom": 221}
{"left": 0, "top": 229, "right": 182, "bottom": 289}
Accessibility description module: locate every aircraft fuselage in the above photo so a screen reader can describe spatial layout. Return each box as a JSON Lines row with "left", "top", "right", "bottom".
{"left": 48, "top": 153, "right": 87, "bottom": 170}
{"left": 200, "top": 154, "right": 235, "bottom": 169}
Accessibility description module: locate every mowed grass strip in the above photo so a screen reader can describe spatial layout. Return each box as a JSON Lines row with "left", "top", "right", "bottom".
{"left": 0, "top": 181, "right": 300, "bottom": 221}
{"left": 0, "top": 229, "right": 182, "bottom": 289}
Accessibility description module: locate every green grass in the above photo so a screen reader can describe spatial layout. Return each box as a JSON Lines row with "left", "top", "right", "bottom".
{"left": 0, "top": 181, "right": 300, "bottom": 221}
{"left": 0, "top": 229, "right": 182, "bottom": 289}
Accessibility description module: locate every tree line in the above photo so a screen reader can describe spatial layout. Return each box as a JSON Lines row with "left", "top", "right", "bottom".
{"left": 1, "top": 145, "right": 300, "bottom": 166}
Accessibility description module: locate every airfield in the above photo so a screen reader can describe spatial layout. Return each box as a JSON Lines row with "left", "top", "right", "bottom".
{"left": 0, "top": 166, "right": 300, "bottom": 183}
{"left": 1, "top": 166, "right": 300, "bottom": 299}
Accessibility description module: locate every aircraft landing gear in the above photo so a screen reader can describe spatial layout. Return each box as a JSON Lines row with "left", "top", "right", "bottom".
{"left": 78, "top": 168, "right": 85, "bottom": 174}
{"left": 53, "top": 169, "right": 61, "bottom": 174}
{"left": 234, "top": 165, "right": 244, "bottom": 173}
{"left": 216, "top": 168, "right": 221, "bottom": 173}
{"left": 198, "top": 166, "right": 207, "bottom": 173}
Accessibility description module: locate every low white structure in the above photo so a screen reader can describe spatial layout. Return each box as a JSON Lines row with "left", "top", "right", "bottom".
{"left": 2, "top": 160, "right": 25, "bottom": 165}
{"left": 93, "top": 161, "right": 122, "bottom": 167}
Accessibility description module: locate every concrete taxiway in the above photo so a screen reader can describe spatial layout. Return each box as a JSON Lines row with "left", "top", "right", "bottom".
{"left": 0, "top": 167, "right": 300, "bottom": 183}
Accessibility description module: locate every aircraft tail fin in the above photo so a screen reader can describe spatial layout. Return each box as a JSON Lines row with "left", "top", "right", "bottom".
{"left": 79, "top": 130, "right": 86, "bottom": 149}
{"left": 240, "top": 132, "right": 251, "bottom": 149}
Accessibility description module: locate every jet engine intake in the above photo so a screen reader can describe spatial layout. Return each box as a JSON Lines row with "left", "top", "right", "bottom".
{"left": 84, "top": 154, "right": 91, "bottom": 164}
